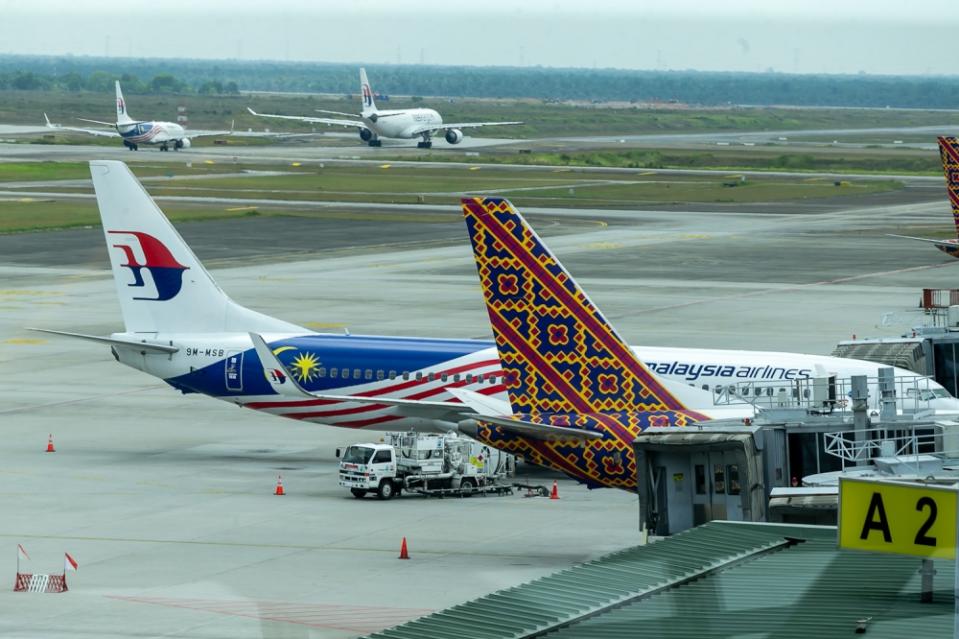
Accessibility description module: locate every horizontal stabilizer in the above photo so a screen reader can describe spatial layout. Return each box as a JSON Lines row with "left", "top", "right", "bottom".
{"left": 28, "top": 328, "right": 178, "bottom": 354}
{"left": 886, "top": 233, "right": 958, "bottom": 247}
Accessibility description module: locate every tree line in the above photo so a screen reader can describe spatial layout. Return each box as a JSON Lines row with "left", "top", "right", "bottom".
{"left": 0, "top": 55, "right": 957, "bottom": 109}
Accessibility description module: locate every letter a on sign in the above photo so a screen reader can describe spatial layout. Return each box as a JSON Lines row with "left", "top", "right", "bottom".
{"left": 859, "top": 492, "right": 893, "bottom": 543}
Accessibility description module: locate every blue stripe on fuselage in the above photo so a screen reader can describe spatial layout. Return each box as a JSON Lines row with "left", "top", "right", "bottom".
{"left": 164, "top": 334, "right": 493, "bottom": 397}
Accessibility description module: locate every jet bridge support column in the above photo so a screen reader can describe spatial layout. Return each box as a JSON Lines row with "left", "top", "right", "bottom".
{"left": 851, "top": 375, "right": 870, "bottom": 467}
{"left": 878, "top": 367, "right": 897, "bottom": 423}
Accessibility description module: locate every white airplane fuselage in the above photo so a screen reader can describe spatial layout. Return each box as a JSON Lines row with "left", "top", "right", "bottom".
{"left": 363, "top": 108, "right": 442, "bottom": 140}
{"left": 113, "top": 331, "right": 959, "bottom": 431}
{"left": 117, "top": 121, "right": 189, "bottom": 147}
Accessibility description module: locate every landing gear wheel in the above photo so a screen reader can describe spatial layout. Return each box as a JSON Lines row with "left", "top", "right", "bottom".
{"left": 350, "top": 488, "right": 367, "bottom": 499}
{"left": 376, "top": 480, "right": 395, "bottom": 500}
{"left": 159, "top": 143, "right": 169, "bottom": 152}
{"left": 368, "top": 139, "right": 382, "bottom": 147}
{"left": 174, "top": 140, "right": 184, "bottom": 151}
{"left": 460, "top": 478, "right": 476, "bottom": 497}
{"left": 417, "top": 141, "right": 433, "bottom": 149}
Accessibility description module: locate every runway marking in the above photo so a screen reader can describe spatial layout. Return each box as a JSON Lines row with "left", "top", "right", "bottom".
{"left": 2, "top": 337, "right": 46, "bottom": 345}
{"left": 109, "top": 596, "right": 433, "bottom": 634}
{"left": 636, "top": 260, "right": 958, "bottom": 315}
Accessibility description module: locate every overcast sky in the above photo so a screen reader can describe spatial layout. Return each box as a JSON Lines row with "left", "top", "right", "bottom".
{"left": 0, "top": 0, "right": 954, "bottom": 75}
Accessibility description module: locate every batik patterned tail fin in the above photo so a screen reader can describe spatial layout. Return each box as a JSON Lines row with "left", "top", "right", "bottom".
{"left": 462, "top": 196, "right": 686, "bottom": 416}
{"left": 938, "top": 136, "right": 959, "bottom": 238}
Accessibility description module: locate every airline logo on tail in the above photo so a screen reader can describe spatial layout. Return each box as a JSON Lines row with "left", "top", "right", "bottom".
{"left": 938, "top": 137, "right": 959, "bottom": 232}
{"left": 108, "top": 231, "right": 189, "bottom": 301}
{"left": 116, "top": 97, "right": 126, "bottom": 116}
{"left": 361, "top": 83, "right": 373, "bottom": 108}
{"left": 462, "top": 196, "right": 685, "bottom": 416}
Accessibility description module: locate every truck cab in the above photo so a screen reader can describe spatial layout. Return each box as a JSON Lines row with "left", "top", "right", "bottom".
{"left": 338, "top": 443, "right": 401, "bottom": 500}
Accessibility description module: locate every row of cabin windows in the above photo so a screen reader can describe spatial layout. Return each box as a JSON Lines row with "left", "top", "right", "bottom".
{"left": 313, "top": 367, "right": 503, "bottom": 384}
{"left": 688, "top": 382, "right": 812, "bottom": 398}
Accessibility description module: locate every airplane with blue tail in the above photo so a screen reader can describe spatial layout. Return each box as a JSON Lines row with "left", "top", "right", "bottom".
{"left": 32, "top": 163, "right": 959, "bottom": 443}
{"left": 43, "top": 81, "right": 231, "bottom": 152}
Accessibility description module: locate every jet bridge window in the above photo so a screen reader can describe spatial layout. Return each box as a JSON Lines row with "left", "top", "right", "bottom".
{"left": 713, "top": 464, "right": 726, "bottom": 494}
{"left": 726, "top": 464, "right": 741, "bottom": 495}
{"left": 694, "top": 464, "right": 706, "bottom": 495}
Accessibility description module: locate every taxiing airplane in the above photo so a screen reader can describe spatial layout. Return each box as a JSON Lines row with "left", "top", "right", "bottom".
{"left": 247, "top": 68, "right": 522, "bottom": 148}
{"left": 33, "top": 163, "right": 959, "bottom": 436}
{"left": 44, "top": 81, "right": 231, "bottom": 152}
{"left": 888, "top": 136, "right": 959, "bottom": 257}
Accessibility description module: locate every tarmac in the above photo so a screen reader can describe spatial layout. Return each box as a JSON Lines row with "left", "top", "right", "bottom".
{"left": 2, "top": 144, "right": 959, "bottom": 637}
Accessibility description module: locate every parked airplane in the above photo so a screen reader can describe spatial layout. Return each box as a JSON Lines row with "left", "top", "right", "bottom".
{"left": 247, "top": 68, "right": 521, "bottom": 148}
{"left": 887, "top": 136, "right": 959, "bottom": 257}
{"left": 44, "top": 81, "right": 231, "bottom": 151}
{"left": 33, "top": 163, "right": 959, "bottom": 437}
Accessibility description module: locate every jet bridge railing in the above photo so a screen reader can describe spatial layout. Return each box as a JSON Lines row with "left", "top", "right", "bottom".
{"left": 821, "top": 424, "right": 947, "bottom": 474}
{"left": 710, "top": 373, "right": 944, "bottom": 415}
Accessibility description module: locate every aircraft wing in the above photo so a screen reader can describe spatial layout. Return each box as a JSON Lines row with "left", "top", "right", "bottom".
{"left": 449, "top": 388, "right": 603, "bottom": 441}
{"left": 44, "top": 113, "right": 118, "bottom": 138}
{"left": 246, "top": 107, "right": 365, "bottom": 129}
{"left": 408, "top": 120, "right": 523, "bottom": 136}
{"left": 886, "top": 233, "right": 958, "bottom": 248}
{"left": 183, "top": 123, "right": 234, "bottom": 139}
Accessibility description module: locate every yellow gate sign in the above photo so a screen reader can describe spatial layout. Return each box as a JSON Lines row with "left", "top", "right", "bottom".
{"left": 839, "top": 477, "right": 958, "bottom": 559}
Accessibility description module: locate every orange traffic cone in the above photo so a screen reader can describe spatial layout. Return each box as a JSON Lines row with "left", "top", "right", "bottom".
{"left": 399, "top": 537, "right": 410, "bottom": 560}
{"left": 274, "top": 475, "right": 285, "bottom": 496}
{"left": 550, "top": 480, "right": 559, "bottom": 500}
{"left": 45, "top": 434, "right": 55, "bottom": 453}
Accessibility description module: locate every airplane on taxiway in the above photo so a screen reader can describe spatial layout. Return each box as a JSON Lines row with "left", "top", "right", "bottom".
{"left": 32, "top": 164, "right": 959, "bottom": 438}
{"left": 44, "top": 81, "right": 231, "bottom": 151}
{"left": 247, "top": 67, "right": 522, "bottom": 148}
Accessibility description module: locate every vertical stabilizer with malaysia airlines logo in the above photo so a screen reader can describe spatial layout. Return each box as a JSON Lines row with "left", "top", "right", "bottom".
{"left": 115, "top": 80, "right": 134, "bottom": 126}
{"left": 89, "top": 161, "right": 303, "bottom": 335}
{"left": 359, "top": 67, "right": 377, "bottom": 118}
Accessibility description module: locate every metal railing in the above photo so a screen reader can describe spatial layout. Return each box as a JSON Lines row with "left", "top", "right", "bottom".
{"left": 821, "top": 424, "right": 948, "bottom": 474}
{"left": 710, "top": 373, "right": 943, "bottom": 415}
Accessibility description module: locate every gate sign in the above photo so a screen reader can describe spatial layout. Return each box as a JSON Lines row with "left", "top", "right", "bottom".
{"left": 839, "top": 477, "right": 958, "bottom": 559}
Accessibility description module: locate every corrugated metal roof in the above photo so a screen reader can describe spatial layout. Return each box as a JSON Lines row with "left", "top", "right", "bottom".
{"left": 554, "top": 525, "right": 954, "bottom": 638}
{"left": 363, "top": 522, "right": 956, "bottom": 639}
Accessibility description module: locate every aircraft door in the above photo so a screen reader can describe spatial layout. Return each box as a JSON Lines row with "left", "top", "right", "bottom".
{"left": 225, "top": 350, "right": 243, "bottom": 392}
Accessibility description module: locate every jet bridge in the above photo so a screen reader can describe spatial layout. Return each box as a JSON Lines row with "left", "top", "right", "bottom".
{"left": 634, "top": 371, "right": 949, "bottom": 536}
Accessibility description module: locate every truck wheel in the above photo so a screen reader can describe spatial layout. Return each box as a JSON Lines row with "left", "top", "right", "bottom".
{"left": 351, "top": 489, "right": 367, "bottom": 499}
{"left": 377, "top": 480, "right": 395, "bottom": 500}
{"left": 460, "top": 478, "right": 476, "bottom": 497}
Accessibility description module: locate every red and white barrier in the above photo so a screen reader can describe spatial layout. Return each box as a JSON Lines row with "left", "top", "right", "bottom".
{"left": 13, "top": 572, "right": 68, "bottom": 593}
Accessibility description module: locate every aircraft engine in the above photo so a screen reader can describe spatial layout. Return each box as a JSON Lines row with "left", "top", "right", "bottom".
{"left": 444, "top": 128, "right": 464, "bottom": 144}
{"left": 180, "top": 138, "right": 192, "bottom": 149}
{"left": 359, "top": 128, "right": 373, "bottom": 141}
